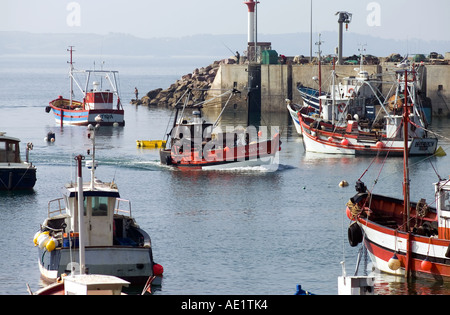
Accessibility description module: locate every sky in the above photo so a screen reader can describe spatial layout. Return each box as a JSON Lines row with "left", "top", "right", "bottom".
{"left": 1, "top": 0, "right": 449, "bottom": 42}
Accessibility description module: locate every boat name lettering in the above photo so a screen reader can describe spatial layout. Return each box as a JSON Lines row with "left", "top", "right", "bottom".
{"left": 98, "top": 114, "right": 114, "bottom": 120}
{"left": 414, "top": 141, "right": 436, "bottom": 150}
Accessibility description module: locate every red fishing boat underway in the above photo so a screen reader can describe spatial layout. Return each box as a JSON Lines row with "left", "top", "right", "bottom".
{"left": 159, "top": 89, "right": 281, "bottom": 171}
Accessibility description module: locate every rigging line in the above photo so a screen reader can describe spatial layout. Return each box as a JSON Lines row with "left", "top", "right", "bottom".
{"left": 193, "top": 89, "right": 234, "bottom": 107}
{"left": 213, "top": 92, "right": 234, "bottom": 127}
{"left": 11, "top": 165, "right": 32, "bottom": 190}
{"left": 409, "top": 119, "right": 450, "bottom": 142}
{"left": 358, "top": 153, "right": 380, "bottom": 181}
{"left": 162, "top": 88, "right": 191, "bottom": 141}
{"left": 359, "top": 134, "right": 404, "bottom": 210}
{"left": 429, "top": 159, "right": 443, "bottom": 181}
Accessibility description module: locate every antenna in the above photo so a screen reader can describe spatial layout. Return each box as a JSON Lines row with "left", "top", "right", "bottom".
{"left": 335, "top": 11, "right": 352, "bottom": 65}
{"left": 358, "top": 43, "right": 367, "bottom": 70}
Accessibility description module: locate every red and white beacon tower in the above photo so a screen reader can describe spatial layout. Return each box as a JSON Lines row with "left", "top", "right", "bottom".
{"left": 244, "top": 0, "right": 258, "bottom": 43}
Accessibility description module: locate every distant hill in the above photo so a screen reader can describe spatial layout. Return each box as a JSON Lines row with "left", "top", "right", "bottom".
{"left": 0, "top": 31, "right": 448, "bottom": 58}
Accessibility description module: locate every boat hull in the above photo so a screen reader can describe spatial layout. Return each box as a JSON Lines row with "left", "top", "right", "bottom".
{"left": 287, "top": 104, "right": 305, "bottom": 135}
{"left": 357, "top": 218, "right": 450, "bottom": 281}
{"left": 347, "top": 190, "right": 450, "bottom": 281}
{"left": 297, "top": 86, "right": 323, "bottom": 111}
{"left": 38, "top": 246, "right": 159, "bottom": 285}
{"left": 299, "top": 113, "right": 438, "bottom": 156}
{"left": 160, "top": 134, "right": 281, "bottom": 171}
{"left": 48, "top": 102, "right": 125, "bottom": 126}
{"left": 0, "top": 165, "right": 37, "bottom": 190}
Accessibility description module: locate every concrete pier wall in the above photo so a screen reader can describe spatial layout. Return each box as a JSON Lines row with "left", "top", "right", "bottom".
{"left": 209, "top": 63, "right": 449, "bottom": 117}
{"left": 209, "top": 64, "right": 381, "bottom": 112}
{"left": 425, "top": 65, "right": 450, "bottom": 117}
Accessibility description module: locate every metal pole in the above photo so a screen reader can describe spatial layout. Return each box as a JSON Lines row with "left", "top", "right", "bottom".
{"left": 75, "top": 155, "right": 86, "bottom": 275}
{"left": 338, "top": 18, "right": 343, "bottom": 65}
{"left": 310, "top": 0, "right": 313, "bottom": 63}
{"left": 254, "top": 0, "right": 258, "bottom": 63}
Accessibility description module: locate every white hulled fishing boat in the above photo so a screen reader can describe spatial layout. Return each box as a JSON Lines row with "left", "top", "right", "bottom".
{"left": 34, "top": 124, "right": 162, "bottom": 286}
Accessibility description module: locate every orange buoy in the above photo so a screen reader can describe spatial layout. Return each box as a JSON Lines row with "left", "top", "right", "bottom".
{"left": 341, "top": 139, "right": 349, "bottom": 146}
{"left": 376, "top": 141, "right": 384, "bottom": 149}
{"left": 421, "top": 258, "right": 432, "bottom": 271}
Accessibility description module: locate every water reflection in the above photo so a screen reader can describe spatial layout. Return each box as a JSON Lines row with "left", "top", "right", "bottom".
{"left": 374, "top": 273, "right": 450, "bottom": 295}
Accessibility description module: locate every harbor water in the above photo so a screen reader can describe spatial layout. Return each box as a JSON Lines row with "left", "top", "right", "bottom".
{"left": 1, "top": 55, "right": 450, "bottom": 295}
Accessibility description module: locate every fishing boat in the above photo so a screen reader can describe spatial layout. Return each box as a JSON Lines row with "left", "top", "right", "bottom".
{"left": 298, "top": 68, "right": 438, "bottom": 156}
{"left": 0, "top": 132, "right": 36, "bottom": 190}
{"left": 159, "top": 89, "right": 281, "bottom": 171}
{"left": 46, "top": 47, "right": 125, "bottom": 126}
{"left": 345, "top": 70, "right": 450, "bottom": 281}
{"left": 297, "top": 84, "right": 326, "bottom": 112}
{"left": 297, "top": 70, "right": 380, "bottom": 119}
{"left": 286, "top": 99, "right": 316, "bottom": 136}
{"left": 297, "top": 43, "right": 381, "bottom": 121}
{"left": 34, "top": 125, "right": 162, "bottom": 286}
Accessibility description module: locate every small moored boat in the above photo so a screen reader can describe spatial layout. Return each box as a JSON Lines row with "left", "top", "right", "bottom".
{"left": 0, "top": 132, "right": 36, "bottom": 190}
{"left": 34, "top": 125, "right": 162, "bottom": 286}
{"left": 46, "top": 46, "right": 125, "bottom": 126}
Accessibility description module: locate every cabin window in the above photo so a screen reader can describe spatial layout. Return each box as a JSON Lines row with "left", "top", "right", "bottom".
{"left": 441, "top": 191, "right": 450, "bottom": 211}
{"left": 0, "top": 141, "right": 19, "bottom": 162}
{"left": 84, "top": 196, "right": 109, "bottom": 216}
{"left": 0, "top": 142, "right": 6, "bottom": 161}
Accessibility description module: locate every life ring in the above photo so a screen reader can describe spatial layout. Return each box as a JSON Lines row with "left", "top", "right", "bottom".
{"left": 338, "top": 103, "right": 346, "bottom": 113}
{"left": 348, "top": 222, "right": 363, "bottom": 247}
{"left": 348, "top": 88, "right": 355, "bottom": 95}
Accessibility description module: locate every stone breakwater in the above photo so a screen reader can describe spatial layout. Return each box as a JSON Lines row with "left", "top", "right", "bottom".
{"left": 131, "top": 58, "right": 237, "bottom": 107}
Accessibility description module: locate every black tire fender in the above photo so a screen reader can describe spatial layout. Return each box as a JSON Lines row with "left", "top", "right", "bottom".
{"left": 348, "top": 222, "right": 363, "bottom": 247}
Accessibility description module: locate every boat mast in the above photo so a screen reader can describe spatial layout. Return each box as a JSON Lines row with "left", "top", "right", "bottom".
{"left": 316, "top": 34, "right": 323, "bottom": 112}
{"left": 332, "top": 57, "right": 336, "bottom": 125}
{"left": 402, "top": 69, "right": 411, "bottom": 232}
{"left": 402, "top": 69, "right": 413, "bottom": 279}
{"left": 68, "top": 46, "right": 75, "bottom": 108}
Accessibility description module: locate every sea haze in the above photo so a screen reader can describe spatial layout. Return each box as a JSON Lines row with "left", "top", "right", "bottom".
{"left": 1, "top": 31, "right": 449, "bottom": 58}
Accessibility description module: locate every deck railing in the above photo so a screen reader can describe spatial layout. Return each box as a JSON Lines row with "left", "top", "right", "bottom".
{"left": 114, "top": 198, "right": 132, "bottom": 217}
{"left": 48, "top": 198, "right": 66, "bottom": 217}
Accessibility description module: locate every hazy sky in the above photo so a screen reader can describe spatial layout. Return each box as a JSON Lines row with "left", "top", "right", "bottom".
{"left": 1, "top": 0, "right": 449, "bottom": 42}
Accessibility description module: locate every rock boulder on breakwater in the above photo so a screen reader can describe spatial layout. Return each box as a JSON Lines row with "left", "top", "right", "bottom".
{"left": 132, "top": 57, "right": 237, "bottom": 107}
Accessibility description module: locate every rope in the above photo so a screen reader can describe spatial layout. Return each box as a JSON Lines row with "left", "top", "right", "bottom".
{"left": 409, "top": 119, "right": 450, "bottom": 142}
{"left": 11, "top": 164, "right": 34, "bottom": 190}
{"left": 0, "top": 164, "right": 34, "bottom": 190}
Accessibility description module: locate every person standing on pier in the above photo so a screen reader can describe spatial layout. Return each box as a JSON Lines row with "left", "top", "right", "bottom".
{"left": 134, "top": 87, "right": 139, "bottom": 100}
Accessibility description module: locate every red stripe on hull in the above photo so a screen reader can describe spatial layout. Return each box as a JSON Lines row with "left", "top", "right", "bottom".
{"left": 365, "top": 238, "right": 450, "bottom": 280}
